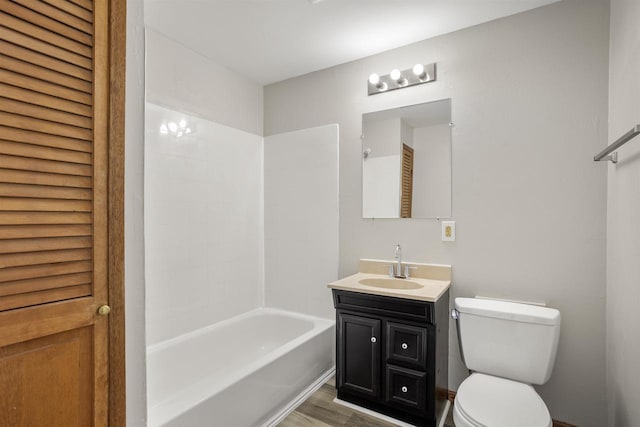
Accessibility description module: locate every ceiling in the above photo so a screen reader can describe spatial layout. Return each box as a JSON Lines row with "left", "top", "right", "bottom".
{"left": 144, "top": 0, "right": 560, "bottom": 85}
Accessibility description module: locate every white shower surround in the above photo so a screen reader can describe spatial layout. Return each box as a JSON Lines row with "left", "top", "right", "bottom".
{"left": 145, "top": 104, "right": 340, "bottom": 424}
{"left": 145, "top": 102, "right": 264, "bottom": 346}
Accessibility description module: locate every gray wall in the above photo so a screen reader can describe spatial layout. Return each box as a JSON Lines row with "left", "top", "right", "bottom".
{"left": 606, "top": 0, "right": 640, "bottom": 426}
{"left": 264, "top": 1, "right": 609, "bottom": 425}
{"left": 126, "top": 0, "right": 147, "bottom": 425}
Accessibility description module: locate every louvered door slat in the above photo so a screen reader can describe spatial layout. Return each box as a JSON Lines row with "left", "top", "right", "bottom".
{"left": 0, "top": 140, "right": 92, "bottom": 164}
{"left": 10, "top": 0, "right": 93, "bottom": 34}
{"left": 41, "top": 0, "right": 93, "bottom": 23}
{"left": 0, "top": 84, "right": 92, "bottom": 118}
{"left": 0, "top": 272, "right": 92, "bottom": 297}
{"left": 0, "top": 26, "right": 92, "bottom": 69}
{"left": 0, "top": 183, "right": 92, "bottom": 199}
{"left": 0, "top": 284, "right": 91, "bottom": 311}
{"left": 0, "top": 113, "right": 92, "bottom": 141}
{"left": 0, "top": 69, "right": 92, "bottom": 105}
{"left": 0, "top": 1, "right": 92, "bottom": 46}
{"left": 0, "top": 154, "right": 92, "bottom": 176}
{"left": 67, "top": 0, "right": 93, "bottom": 12}
{"left": 0, "top": 212, "right": 91, "bottom": 225}
{"left": 0, "top": 40, "right": 92, "bottom": 81}
{"left": 0, "top": 12, "right": 92, "bottom": 57}
{"left": 1, "top": 56, "right": 93, "bottom": 93}
{"left": 0, "top": 236, "right": 92, "bottom": 254}
{"left": 0, "top": 225, "right": 92, "bottom": 239}
{"left": 1, "top": 97, "right": 93, "bottom": 129}
{"left": 0, "top": 168, "right": 92, "bottom": 188}
{"left": 0, "top": 198, "right": 92, "bottom": 212}
{"left": 0, "top": 260, "right": 92, "bottom": 283}
{"left": 0, "top": 248, "right": 92, "bottom": 269}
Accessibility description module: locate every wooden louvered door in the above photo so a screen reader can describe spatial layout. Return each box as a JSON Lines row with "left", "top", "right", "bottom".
{"left": 0, "top": 0, "right": 124, "bottom": 426}
{"left": 400, "top": 143, "right": 414, "bottom": 218}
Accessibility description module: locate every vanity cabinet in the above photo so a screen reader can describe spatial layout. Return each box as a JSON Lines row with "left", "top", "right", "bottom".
{"left": 333, "top": 289, "right": 449, "bottom": 427}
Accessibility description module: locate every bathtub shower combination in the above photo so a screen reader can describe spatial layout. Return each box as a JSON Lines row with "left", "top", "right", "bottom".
{"left": 147, "top": 309, "right": 334, "bottom": 426}
{"left": 144, "top": 38, "right": 339, "bottom": 424}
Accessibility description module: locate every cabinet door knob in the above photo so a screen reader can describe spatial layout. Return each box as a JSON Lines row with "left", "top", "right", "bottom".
{"left": 401, "top": 343, "right": 408, "bottom": 350}
{"left": 401, "top": 386, "right": 408, "bottom": 393}
{"left": 370, "top": 337, "right": 377, "bottom": 343}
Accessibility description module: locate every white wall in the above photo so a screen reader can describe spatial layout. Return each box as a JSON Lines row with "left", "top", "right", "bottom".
{"left": 362, "top": 118, "right": 401, "bottom": 217}
{"left": 362, "top": 155, "right": 401, "bottom": 218}
{"left": 264, "top": 125, "right": 339, "bottom": 320}
{"left": 362, "top": 117, "right": 402, "bottom": 158}
{"left": 145, "top": 103, "right": 263, "bottom": 345}
{"left": 412, "top": 123, "right": 451, "bottom": 218}
{"left": 606, "top": 0, "right": 640, "bottom": 426}
{"left": 400, "top": 120, "right": 414, "bottom": 149}
{"left": 145, "top": 29, "right": 263, "bottom": 136}
{"left": 126, "top": 0, "right": 147, "bottom": 425}
{"left": 264, "top": 1, "right": 609, "bottom": 425}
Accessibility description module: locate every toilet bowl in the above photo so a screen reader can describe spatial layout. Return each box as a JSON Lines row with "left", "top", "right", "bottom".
{"left": 452, "top": 298, "right": 561, "bottom": 427}
{"left": 452, "top": 373, "right": 551, "bottom": 427}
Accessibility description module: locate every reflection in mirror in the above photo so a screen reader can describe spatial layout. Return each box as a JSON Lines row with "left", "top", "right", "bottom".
{"left": 362, "top": 99, "right": 452, "bottom": 219}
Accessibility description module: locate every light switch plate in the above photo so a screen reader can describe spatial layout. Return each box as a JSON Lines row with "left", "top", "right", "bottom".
{"left": 442, "top": 221, "right": 456, "bottom": 242}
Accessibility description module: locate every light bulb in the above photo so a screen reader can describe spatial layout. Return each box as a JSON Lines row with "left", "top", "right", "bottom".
{"left": 160, "top": 124, "right": 168, "bottom": 134}
{"left": 186, "top": 128, "right": 192, "bottom": 134}
{"left": 168, "top": 122, "right": 178, "bottom": 132}
{"left": 177, "top": 131, "right": 183, "bottom": 137}
{"left": 390, "top": 69, "right": 402, "bottom": 81}
{"left": 179, "top": 119, "right": 187, "bottom": 129}
{"left": 413, "top": 64, "right": 425, "bottom": 76}
{"left": 368, "top": 73, "right": 380, "bottom": 85}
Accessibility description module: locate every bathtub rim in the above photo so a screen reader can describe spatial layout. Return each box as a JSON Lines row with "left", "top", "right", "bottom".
{"left": 147, "top": 307, "right": 335, "bottom": 426}
{"left": 147, "top": 306, "right": 333, "bottom": 355}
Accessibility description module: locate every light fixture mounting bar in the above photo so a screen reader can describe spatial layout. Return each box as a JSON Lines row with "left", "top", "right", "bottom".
{"left": 367, "top": 63, "right": 436, "bottom": 96}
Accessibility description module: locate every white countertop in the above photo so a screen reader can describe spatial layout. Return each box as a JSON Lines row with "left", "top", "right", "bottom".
{"left": 328, "top": 261, "right": 451, "bottom": 302}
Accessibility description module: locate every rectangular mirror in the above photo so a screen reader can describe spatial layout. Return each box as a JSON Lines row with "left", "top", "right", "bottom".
{"left": 362, "top": 99, "right": 452, "bottom": 219}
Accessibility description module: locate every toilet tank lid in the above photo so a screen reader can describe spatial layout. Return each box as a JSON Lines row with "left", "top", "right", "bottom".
{"left": 455, "top": 298, "right": 560, "bottom": 326}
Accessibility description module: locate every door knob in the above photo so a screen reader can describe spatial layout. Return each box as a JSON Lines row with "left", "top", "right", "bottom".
{"left": 370, "top": 337, "right": 377, "bottom": 343}
{"left": 97, "top": 305, "right": 111, "bottom": 316}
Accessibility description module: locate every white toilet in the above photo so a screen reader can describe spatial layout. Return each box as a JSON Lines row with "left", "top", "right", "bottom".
{"left": 452, "top": 297, "right": 561, "bottom": 427}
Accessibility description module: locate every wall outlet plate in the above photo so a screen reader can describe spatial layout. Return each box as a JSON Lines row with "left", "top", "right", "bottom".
{"left": 442, "top": 221, "right": 455, "bottom": 242}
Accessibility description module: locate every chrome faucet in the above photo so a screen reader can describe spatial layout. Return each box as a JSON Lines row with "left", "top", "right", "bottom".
{"left": 394, "top": 244, "right": 404, "bottom": 278}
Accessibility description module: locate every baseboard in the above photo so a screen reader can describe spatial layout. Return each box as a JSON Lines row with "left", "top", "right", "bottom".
{"left": 446, "top": 390, "right": 578, "bottom": 427}
{"left": 263, "top": 366, "right": 336, "bottom": 427}
{"left": 334, "top": 396, "right": 450, "bottom": 427}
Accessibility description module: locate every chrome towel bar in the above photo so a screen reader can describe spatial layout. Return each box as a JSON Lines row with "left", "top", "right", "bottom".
{"left": 594, "top": 124, "right": 640, "bottom": 163}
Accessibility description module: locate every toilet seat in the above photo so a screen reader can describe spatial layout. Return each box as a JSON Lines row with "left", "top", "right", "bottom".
{"left": 453, "top": 373, "right": 552, "bottom": 427}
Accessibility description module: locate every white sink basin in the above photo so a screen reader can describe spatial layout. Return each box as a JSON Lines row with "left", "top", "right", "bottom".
{"left": 358, "top": 277, "right": 423, "bottom": 290}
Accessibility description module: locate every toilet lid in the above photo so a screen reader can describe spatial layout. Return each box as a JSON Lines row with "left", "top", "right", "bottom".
{"left": 456, "top": 373, "right": 551, "bottom": 427}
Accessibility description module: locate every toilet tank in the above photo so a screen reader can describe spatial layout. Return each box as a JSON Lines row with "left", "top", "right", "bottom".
{"left": 455, "top": 298, "right": 561, "bottom": 385}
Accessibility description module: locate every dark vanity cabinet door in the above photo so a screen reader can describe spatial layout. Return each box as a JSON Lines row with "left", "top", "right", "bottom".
{"left": 333, "top": 289, "right": 449, "bottom": 427}
{"left": 386, "top": 322, "right": 428, "bottom": 369}
{"left": 337, "top": 312, "right": 381, "bottom": 398}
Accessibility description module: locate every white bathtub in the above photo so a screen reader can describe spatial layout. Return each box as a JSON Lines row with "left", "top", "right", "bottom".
{"left": 147, "top": 308, "right": 335, "bottom": 427}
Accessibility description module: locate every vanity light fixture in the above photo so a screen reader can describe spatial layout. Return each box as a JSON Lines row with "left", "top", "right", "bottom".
{"left": 368, "top": 73, "right": 388, "bottom": 92}
{"left": 160, "top": 119, "right": 193, "bottom": 138}
{"left": 367, "top": 62, "right": 436, "bottom": 95}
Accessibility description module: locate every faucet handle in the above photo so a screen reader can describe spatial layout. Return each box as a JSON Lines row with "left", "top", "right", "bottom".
{"left": 404, "top": 265, "right": 418, "bottom": 278}
{"left": 387, "top": 264, "right": 395, "bottom": 277}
